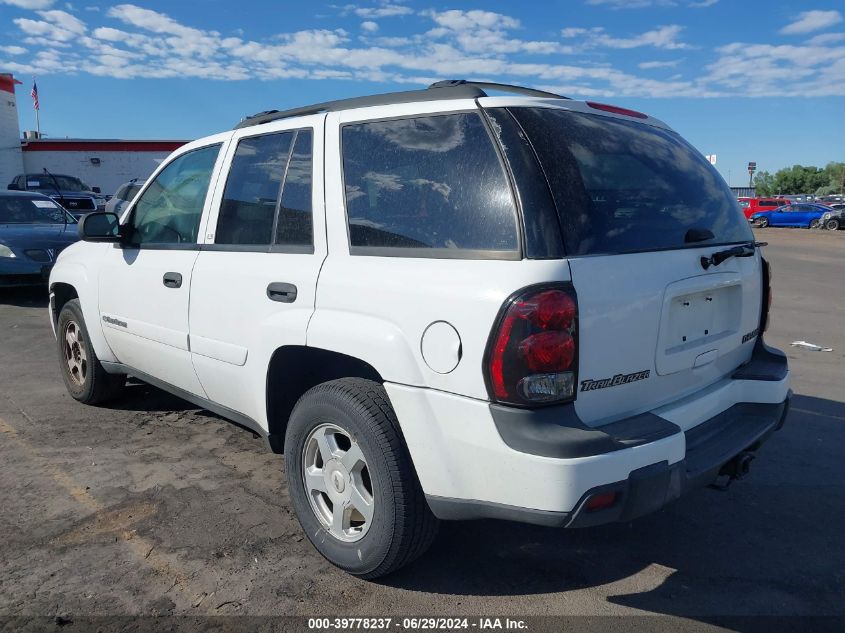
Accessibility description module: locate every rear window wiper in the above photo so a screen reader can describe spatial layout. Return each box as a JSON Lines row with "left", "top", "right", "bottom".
{"left": 700, "top": 241, "right": 766, "bottom": 270}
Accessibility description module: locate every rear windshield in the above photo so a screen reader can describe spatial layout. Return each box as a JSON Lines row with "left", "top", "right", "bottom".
{"left": 0, "top": 196, "right": 76, "bottom": 224}
{"left": 122, "top": 185, "right": 142, "bottom": 200}
{"left": 508, "top": 107, "right": 753, "bottom": 256}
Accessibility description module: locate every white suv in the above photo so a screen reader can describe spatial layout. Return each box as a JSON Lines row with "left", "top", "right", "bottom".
{"left": 49, "top": 80, "right": 791, "bottom": 578}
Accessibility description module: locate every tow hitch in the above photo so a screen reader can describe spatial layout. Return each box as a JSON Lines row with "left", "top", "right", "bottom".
{"left": 709, "top": 451, "right": 756, "bottom": 491}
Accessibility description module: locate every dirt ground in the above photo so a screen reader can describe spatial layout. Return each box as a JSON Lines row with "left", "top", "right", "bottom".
{"left": 1, "top": 227, "right": 843, "bottom": 628}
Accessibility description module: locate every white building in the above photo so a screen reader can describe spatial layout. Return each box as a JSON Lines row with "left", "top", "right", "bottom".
{"left": 0, "top": 73, "right": 186, "bottom": 196}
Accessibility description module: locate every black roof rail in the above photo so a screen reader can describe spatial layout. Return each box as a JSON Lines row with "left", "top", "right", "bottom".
{"left": 428, "top": 79, "right": 567, "bottom": 99}
{"left": 234, "top": 79, "right": 566, "bottom": 129}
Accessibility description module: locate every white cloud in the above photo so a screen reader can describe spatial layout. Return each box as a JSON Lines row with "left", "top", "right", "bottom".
{"left": 638, "top": 59, "right": 682, "bottom": 68}
{"left": 0, "top": 45, "right": 28, "bottom": 55}
{"left": 427, "top": 9, "right": 520, "bottom": 31}
{"left": 780, "top": 10, "right": 843, "bottom": 35}
{"left": 14, "top": 10, "right": 87, "bottom": 43}
{"left": 596, "top": 25, "right": 690, "bottom": 49}
{"left": 807, "top": 32, "right": 845, "bottom": 45}
{"left": 4, "top": 0, "right": 845, "bottom": 98}
{"left": 361, "top": 20, "right": 379, "bottom": 32}
{"left": 585, "top": 0, "right": 718, "bottom": 7}
{"left": 338, "top": 2, "right": 413, "bottom": 18}
{"left": 0, "top": 0, "right": 55, "bottom": 8}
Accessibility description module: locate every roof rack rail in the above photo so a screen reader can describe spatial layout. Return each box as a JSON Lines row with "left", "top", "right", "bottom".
{"left": 428, "top": 79, "right": 566, "bottom": 99}
{"left": 234, "top": 79, "right": 567, "bottom": 129}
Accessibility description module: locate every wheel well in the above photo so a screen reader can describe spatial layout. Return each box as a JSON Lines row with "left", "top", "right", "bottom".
{"left": 265, "top": 346, "right": 383, "bottom": 453}
{"left": 50, "top": 283, "right": 79, "bottom": 325}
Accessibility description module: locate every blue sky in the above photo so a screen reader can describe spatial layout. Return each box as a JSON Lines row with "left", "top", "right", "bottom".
{"left": 1, "top": 0, "right": 843, "bottom": 186}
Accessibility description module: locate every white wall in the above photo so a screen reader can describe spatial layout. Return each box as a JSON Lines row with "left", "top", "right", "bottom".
{"left": 0, "top": 81, "right": 24, "bottom": 186}
{"left": 21, "top": 149, "right": 172, "bottom": 196}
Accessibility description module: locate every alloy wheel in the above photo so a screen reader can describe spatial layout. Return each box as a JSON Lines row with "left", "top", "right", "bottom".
{"left": 302, "top": 423, "right": 374, "bottom": 542}
{"left": 63, "top": 320, "right": 87, "bottom": 386}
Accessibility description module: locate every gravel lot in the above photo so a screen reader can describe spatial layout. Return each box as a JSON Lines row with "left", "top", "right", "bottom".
{"left": 1, "top": 228, "right": 843, "bottom": 627}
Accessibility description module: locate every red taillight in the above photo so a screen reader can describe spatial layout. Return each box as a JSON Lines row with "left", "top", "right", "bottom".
{"left": 485, "top": 285, "right": 578, "bottom": 406}
{"left": 519, "top": 331, "right": 574, "bottom": 372}
{"left": 585, "top": 101, "right": 648, "bottom": 119}
{"left": 585, "top": 491, "right": 618, "bottom": 512}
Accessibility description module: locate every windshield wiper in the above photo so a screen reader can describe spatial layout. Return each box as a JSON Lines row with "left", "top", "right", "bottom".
{"left": 700, "top": 241, "right": 766, "bottom": 270}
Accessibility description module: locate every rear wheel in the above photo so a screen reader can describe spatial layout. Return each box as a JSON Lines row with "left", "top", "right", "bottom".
{"left": 57, "top": 299, "right": 125, "bottom": 404}
{"left": 756, "top": 217, "right": 769, "bottom": 228}
{"left": 285, "top": 378, "right": 438, "bottom": 578}
{"left": 826, "top": 218, "right": 840, "bottom": 231}
{"left": 809, "top": 219, "right": 821, "bottom": 229}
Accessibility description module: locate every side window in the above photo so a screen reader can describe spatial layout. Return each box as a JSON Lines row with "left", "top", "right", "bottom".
{"left": 216, "top": 132, "right": 294, "bottom": 245}
{"left": 341, "top": 112, "right": 518, "bottom": 255}
{"left": 275, "top": 130, "right": 313, "bottom": 247}
{"left": 130, "top": 144, "right": 221, "bottom": 245}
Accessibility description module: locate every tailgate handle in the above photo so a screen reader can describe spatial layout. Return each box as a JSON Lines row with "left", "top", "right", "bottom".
{"left": 267, "top": 282, "right": 297, "bottom": 303}
{"left": 693, "top": 350, "right": 718, "bottom": 368}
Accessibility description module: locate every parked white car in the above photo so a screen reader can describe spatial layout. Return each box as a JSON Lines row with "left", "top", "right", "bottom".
{"left": 49, "top": 80, "right": 791, "bottom": 578}
{"left": 104, "top": 179, "right": 145, "bottom": 216}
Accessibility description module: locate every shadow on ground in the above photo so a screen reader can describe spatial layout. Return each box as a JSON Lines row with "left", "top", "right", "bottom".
{"left": 0, "top": 285, "right": 50, "bottom": 308}
{"left": 373, "top": 393, "right": 845, "bottom": 614}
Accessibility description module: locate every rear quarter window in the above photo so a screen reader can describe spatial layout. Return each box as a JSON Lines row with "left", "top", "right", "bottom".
{"left": 509, "top": 107, "right": 753, "bottom": 256}
{"left": 341, "top": 112, "right": 519, "bottom": 258}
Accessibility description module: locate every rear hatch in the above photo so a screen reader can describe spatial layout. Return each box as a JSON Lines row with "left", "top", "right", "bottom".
{"left": 508, "top": 105, "right": 762, "bottom": 428}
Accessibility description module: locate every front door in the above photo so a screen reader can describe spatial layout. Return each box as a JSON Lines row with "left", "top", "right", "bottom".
{"left": 189, "top": 116, "right": 326, "bottom": 426}
{"left": 99, "top": 141, "right": 228, "bottom": 396}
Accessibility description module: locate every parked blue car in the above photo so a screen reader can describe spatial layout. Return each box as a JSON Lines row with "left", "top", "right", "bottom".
{"left": 0, "top": 191, "right": 79, "bottom": 287}
{"left": 749, "top": 203, "right": 830, "bottom": 229}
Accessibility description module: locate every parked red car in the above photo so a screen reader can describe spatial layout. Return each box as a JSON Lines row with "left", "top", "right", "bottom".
{"left": 738, "top": 197, "right": 787, "bottom": 219}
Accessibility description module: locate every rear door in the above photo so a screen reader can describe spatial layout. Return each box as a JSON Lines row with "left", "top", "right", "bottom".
{"left": 508, "top": 106, "right": 762, "bottom": 428}
{"left": 188, "top": 115, "right": 326, "bottom": 425}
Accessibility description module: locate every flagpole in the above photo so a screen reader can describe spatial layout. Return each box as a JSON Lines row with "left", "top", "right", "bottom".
{"left": 32, "top": 77, "right": 40, "bottom": 138}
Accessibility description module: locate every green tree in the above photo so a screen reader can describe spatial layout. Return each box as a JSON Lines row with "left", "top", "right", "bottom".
{"left": 754, "top": 171, "right": 774, "bottom": 196}
{"left": 754, "top": 164, "right": 841, "bottom": 195}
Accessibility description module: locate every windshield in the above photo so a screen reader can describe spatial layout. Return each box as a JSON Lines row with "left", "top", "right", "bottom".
{"left": 0, "top": 196, "right": 77, "bottom": 224}
{"left": 25, "top": 175, "right": 90, "bottom": 192}
{"left": 507, "top": 107, "right": 753, "bottom": 256}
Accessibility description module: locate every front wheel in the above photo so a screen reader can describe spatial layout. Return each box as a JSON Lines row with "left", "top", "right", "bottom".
{"left": 56, "top": 299, "right": 125, "bottom": 404}
{"left": 756, "top": 217, "right": 769, "bottom": 228}
{"left": 285, "top": 378, "right": 438, "bottom": 578}
{"left": 825, "top": 218, "right": 840, "bottom": 231}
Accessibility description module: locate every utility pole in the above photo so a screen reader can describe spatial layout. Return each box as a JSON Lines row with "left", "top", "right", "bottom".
{"left": 840, "top": 164, "right": 844, "bottom": 196}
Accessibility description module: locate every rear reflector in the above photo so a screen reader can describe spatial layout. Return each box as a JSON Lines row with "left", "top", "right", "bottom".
{"left": 585, "top": 491, "right": 618, "bottom": 512}
{"left": 585, "top": 101, "right": 648, "bottom": 119}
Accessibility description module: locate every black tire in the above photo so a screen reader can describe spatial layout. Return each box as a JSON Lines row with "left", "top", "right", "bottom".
{"left": 756, "top": 217, "right": 769, "bottom": 228}
{"left": 826, "top": 218, "right": 841, "bottom": 231}
{"left": 285, "top": 378, "right": 438, "bottom": 578}
{"left": 809, "top": 219, "right": 820, "bottom": 229}
{"left": 56, "top": 299, "right": 125, "bottom": 404}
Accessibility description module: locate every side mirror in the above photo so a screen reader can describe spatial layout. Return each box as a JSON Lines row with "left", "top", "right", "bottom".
{"left": 79, "top": 212, "right": 122, "bottom": 242}
{"left": 92, "top": 186, "right": 101, "bottom": 194}
{"left": 7, "top": 183, "right": 19, "bottom": 191}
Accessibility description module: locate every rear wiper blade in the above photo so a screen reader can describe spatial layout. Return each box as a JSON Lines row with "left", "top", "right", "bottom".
{"left": 700, "top": 241, "right": 765, "bottom": 270}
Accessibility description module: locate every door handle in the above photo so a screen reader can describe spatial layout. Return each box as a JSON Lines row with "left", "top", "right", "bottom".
{"left": 267, "top": 282, "right": 297, "bottom": 303}
{"left": 163, "top": 272, "right": 182, "bottom": 288}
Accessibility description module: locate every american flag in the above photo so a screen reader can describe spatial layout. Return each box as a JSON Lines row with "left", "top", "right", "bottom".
{"left": 30, "top": 81, "right": 39, "bottom": 111}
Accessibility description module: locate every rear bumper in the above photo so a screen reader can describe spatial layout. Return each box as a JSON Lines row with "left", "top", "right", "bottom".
{"left": 388, "top": 339, "right": 790, "bottom": 527}
{"left": 564, "top": 398, "right": 789, "bottom": 528}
